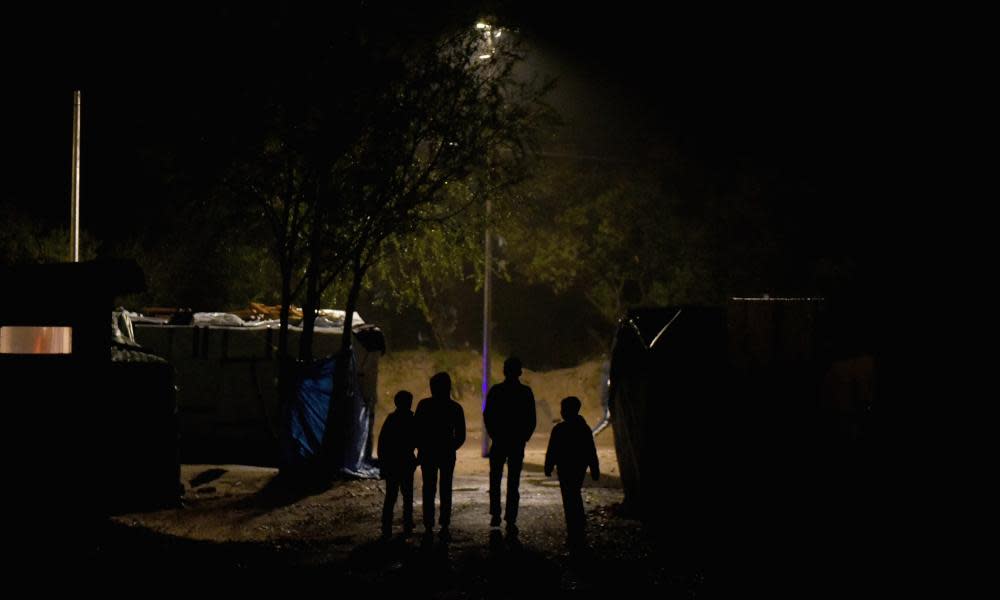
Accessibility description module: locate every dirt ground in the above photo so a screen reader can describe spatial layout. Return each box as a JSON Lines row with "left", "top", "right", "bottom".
{"left": 81, "top": 352, "right": 704, "bottom": 595}
{"left": 93, "top": 436, "right": 703, "bottom": 595}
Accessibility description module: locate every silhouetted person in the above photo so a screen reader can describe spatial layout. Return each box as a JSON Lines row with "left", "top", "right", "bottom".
{"left": 545, "top": 396, "right": 600, "bottom": 547}
{"left": 378, "top": 390, "right": 417, "bottom": 539}
{"left": 484, "top": 356, "right": 536, "bottom": 532}
{"left": 415, "top": 372, "right": 466, "bottom": 540}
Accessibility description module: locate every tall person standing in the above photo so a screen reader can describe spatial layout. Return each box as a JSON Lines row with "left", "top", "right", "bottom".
{"left": 415, "top": 372, "right": 466, "bottom": 541}
{"left": 483, "top": 356, "right": 536, "bottom": 533}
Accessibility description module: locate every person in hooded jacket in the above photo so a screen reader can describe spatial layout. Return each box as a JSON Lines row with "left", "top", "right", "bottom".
{"left": 415, "top": 372, "right": 466, "bottom": 540}
{"left": 545, "top": 396, "right": 600, "bottom": 547}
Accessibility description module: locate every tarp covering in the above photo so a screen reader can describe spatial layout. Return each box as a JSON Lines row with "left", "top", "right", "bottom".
{"left": 282, "top": 359, "right": 334, "bottom": 465}
{"left": 193, "top": 312, "right": 246, "bottom": 327}
{"left": 112, "top": 308, "right": 138, "bottom": 346}
{"left": 280, "top": 353, "right": 378, "bottom": 478}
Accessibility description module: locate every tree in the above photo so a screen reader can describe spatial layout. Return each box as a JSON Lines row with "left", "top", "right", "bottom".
{"left": 310, "top": 21, "right": 552, "bottom": 473}
{"left": 224, "top": 13, "right": 554, "bottom": 477}
{"left": 319, "top": 20, "right": 551, "bottom": 350}
{"left": 493, "top": 154, "right": 779, "bottom": 344}
{"left": 363, "top": 189, "right": 482, "bottom": 349}
{"left": 228, "top": 112, "right": 323, "bottom": 361}
{"left": 492, "top": 161, "right": 675, "bottom": 328}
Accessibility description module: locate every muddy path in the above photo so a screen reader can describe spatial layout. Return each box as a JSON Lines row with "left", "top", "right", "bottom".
{"left": 82, "top": 442, "right": 702, "bottom": 596}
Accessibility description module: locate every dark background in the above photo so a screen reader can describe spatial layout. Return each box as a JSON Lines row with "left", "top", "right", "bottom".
{"left": 2, "top": 3, "right": 900, "bottom": 362}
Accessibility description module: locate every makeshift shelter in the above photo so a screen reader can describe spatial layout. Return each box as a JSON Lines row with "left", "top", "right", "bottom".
{"left": 280, "top": 351, "right": 373, "bottom": 477}
{"left": 608, "top": 306, "right": 728, "bottom": 545}
{"left": 132, "top": 308, "right": 384, "bottom": 475}
{"left": 608, "top": 298, "right": 875, "bottom": 562}
{"left": 109, "top": 312, "right": 181, "bottom": 512}
{"left": 0, "top": 260, "right": 180, "bottom": 521}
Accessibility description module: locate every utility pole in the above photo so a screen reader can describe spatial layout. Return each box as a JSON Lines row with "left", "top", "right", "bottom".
{"left": 70, "top": 90, "right": 81, "bottom": 262}
{"left": 481, "top": 195, "right": 492, "bottom": 457}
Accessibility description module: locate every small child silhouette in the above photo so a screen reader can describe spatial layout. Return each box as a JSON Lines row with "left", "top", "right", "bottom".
{"left": 378, "top": 390, "right": 417, "bottom": 538}
{"left": 545, "top": 396, "right": 600, "bottom": 547}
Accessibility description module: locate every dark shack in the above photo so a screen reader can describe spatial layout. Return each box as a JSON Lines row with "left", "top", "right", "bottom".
{"left": 0, "top": 261, "right": 180, "bottom": 524}
{"left": 609, "top": 299, "right": 876, "bottom": 569}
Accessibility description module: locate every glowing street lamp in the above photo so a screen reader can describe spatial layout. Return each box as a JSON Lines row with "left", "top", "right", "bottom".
{"left": 475, "top": 21, "right": 502, "bottom": 61}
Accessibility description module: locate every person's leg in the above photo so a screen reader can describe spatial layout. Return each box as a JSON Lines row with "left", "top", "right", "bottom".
{"left": 568, "top": 486, "right": 586, "bottom": 540}
{"left": 422, "top": 463, "right": 438, "bottom": 531}
{"left": 505, "top": 445, "right": 525, "bottom": 525}
{"left": 560, "top": 474, "right": 586, "bottom": 544}
{"left": 382, "top": 474, "right": 400, "bottom": 536}
{"left": 439, "top": 459, "right": 455, "bottom": 528}
{"left": 559, "top": 479, "right": 573, "bottom": 531}
{"left": 488, "top": 445, "right": 505, "bottom": 522}
{"left": 402, "top": 468, "right": 415, "bottom": 532}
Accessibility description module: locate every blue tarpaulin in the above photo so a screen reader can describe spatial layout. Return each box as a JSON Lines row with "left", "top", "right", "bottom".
{"left": 280, "top": 353, "right": 378, "bottom": 478}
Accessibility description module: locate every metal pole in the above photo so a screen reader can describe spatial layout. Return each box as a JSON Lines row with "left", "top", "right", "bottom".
{"left": 481, "top": 195, "right": 492, "bottom": 457}
{"left": 70, "top": 90, "right": 81, "bottom": 262}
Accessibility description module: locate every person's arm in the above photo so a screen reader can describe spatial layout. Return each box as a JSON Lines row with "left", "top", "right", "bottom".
{"left": 587, "top": 427, "right": 600, "bottom": 481}
{"left": 404, "top": 415, "right": 418, "bottom": 469}
{"left": 525, "top": 387, "right": 537, "bottom": 443}
{"left": 413, "top": 402, "right": 425, "bottom": 463}
{"left": 544, "top": 424, "right": 558, "bottom": 477}
{"left": 377, "top": 416, "right": 388, "bottom": 462}
{"left": 454, "top": 403, "right": 466, "bottom": 450}
{"left": 483, "top": 385, "right": 496, "bottom": 440}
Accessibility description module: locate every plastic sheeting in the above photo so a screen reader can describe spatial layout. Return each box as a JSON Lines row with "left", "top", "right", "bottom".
{"left": 282, "top": 359, "right": 331, "bottom": 465}
{"left": 316, "top": 309, "right": 364, "bottom": 327}
{"left": 193, "top": 312, "right": 246, "bottom": 327}
{"left": 112, "top": 308, "right": 138, "bottom": 346}
{"left": 280, "top": 352, "right": 378, "bottom": 478}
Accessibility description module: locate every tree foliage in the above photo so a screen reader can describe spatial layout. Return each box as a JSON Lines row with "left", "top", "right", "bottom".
{"left": 499, "top": 156, "right": 782, "bottom": 325}
{"left": 225, "top": 15, "right": 554, "bottom": 363}
{"left": 0, "top": 207, "right": 97, "bottom": 266}
{"left": 208, "top": 12, "right": 556, "bottom": 475}
{"left": 361, "top": 180, "right": 484, "bottom": 348}
{"left": 360, "top": 150, "right": 788, "bottom": 353}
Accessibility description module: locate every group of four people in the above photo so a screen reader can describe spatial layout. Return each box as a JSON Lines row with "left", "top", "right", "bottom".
{"left": 378, "top": 357, "right": 600, "bottom": 546}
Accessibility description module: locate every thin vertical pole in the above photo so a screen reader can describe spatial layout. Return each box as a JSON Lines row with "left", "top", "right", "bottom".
{"left": 70, "top": 90, "right": 81, "bottom": 262}
{"left": 481, "top": 195, "right": 492, "bottom": 457}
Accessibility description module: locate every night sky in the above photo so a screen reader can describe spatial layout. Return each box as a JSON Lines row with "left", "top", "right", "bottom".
{"left": 3, "top": 4, "right": 893, "bottom": 298}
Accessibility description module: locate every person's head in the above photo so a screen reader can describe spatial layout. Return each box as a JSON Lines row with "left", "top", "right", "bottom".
{"left": 430, "top": 372, "right": 452, "bottom": 399}
{"left": 503, "top": 356, "right": 523, "bottom": 380}
{"left": 560, "top": 396, "right": 582, "bottom": 420}
{"left": 394, "top": 390, "right": 413, "bottom": 411}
